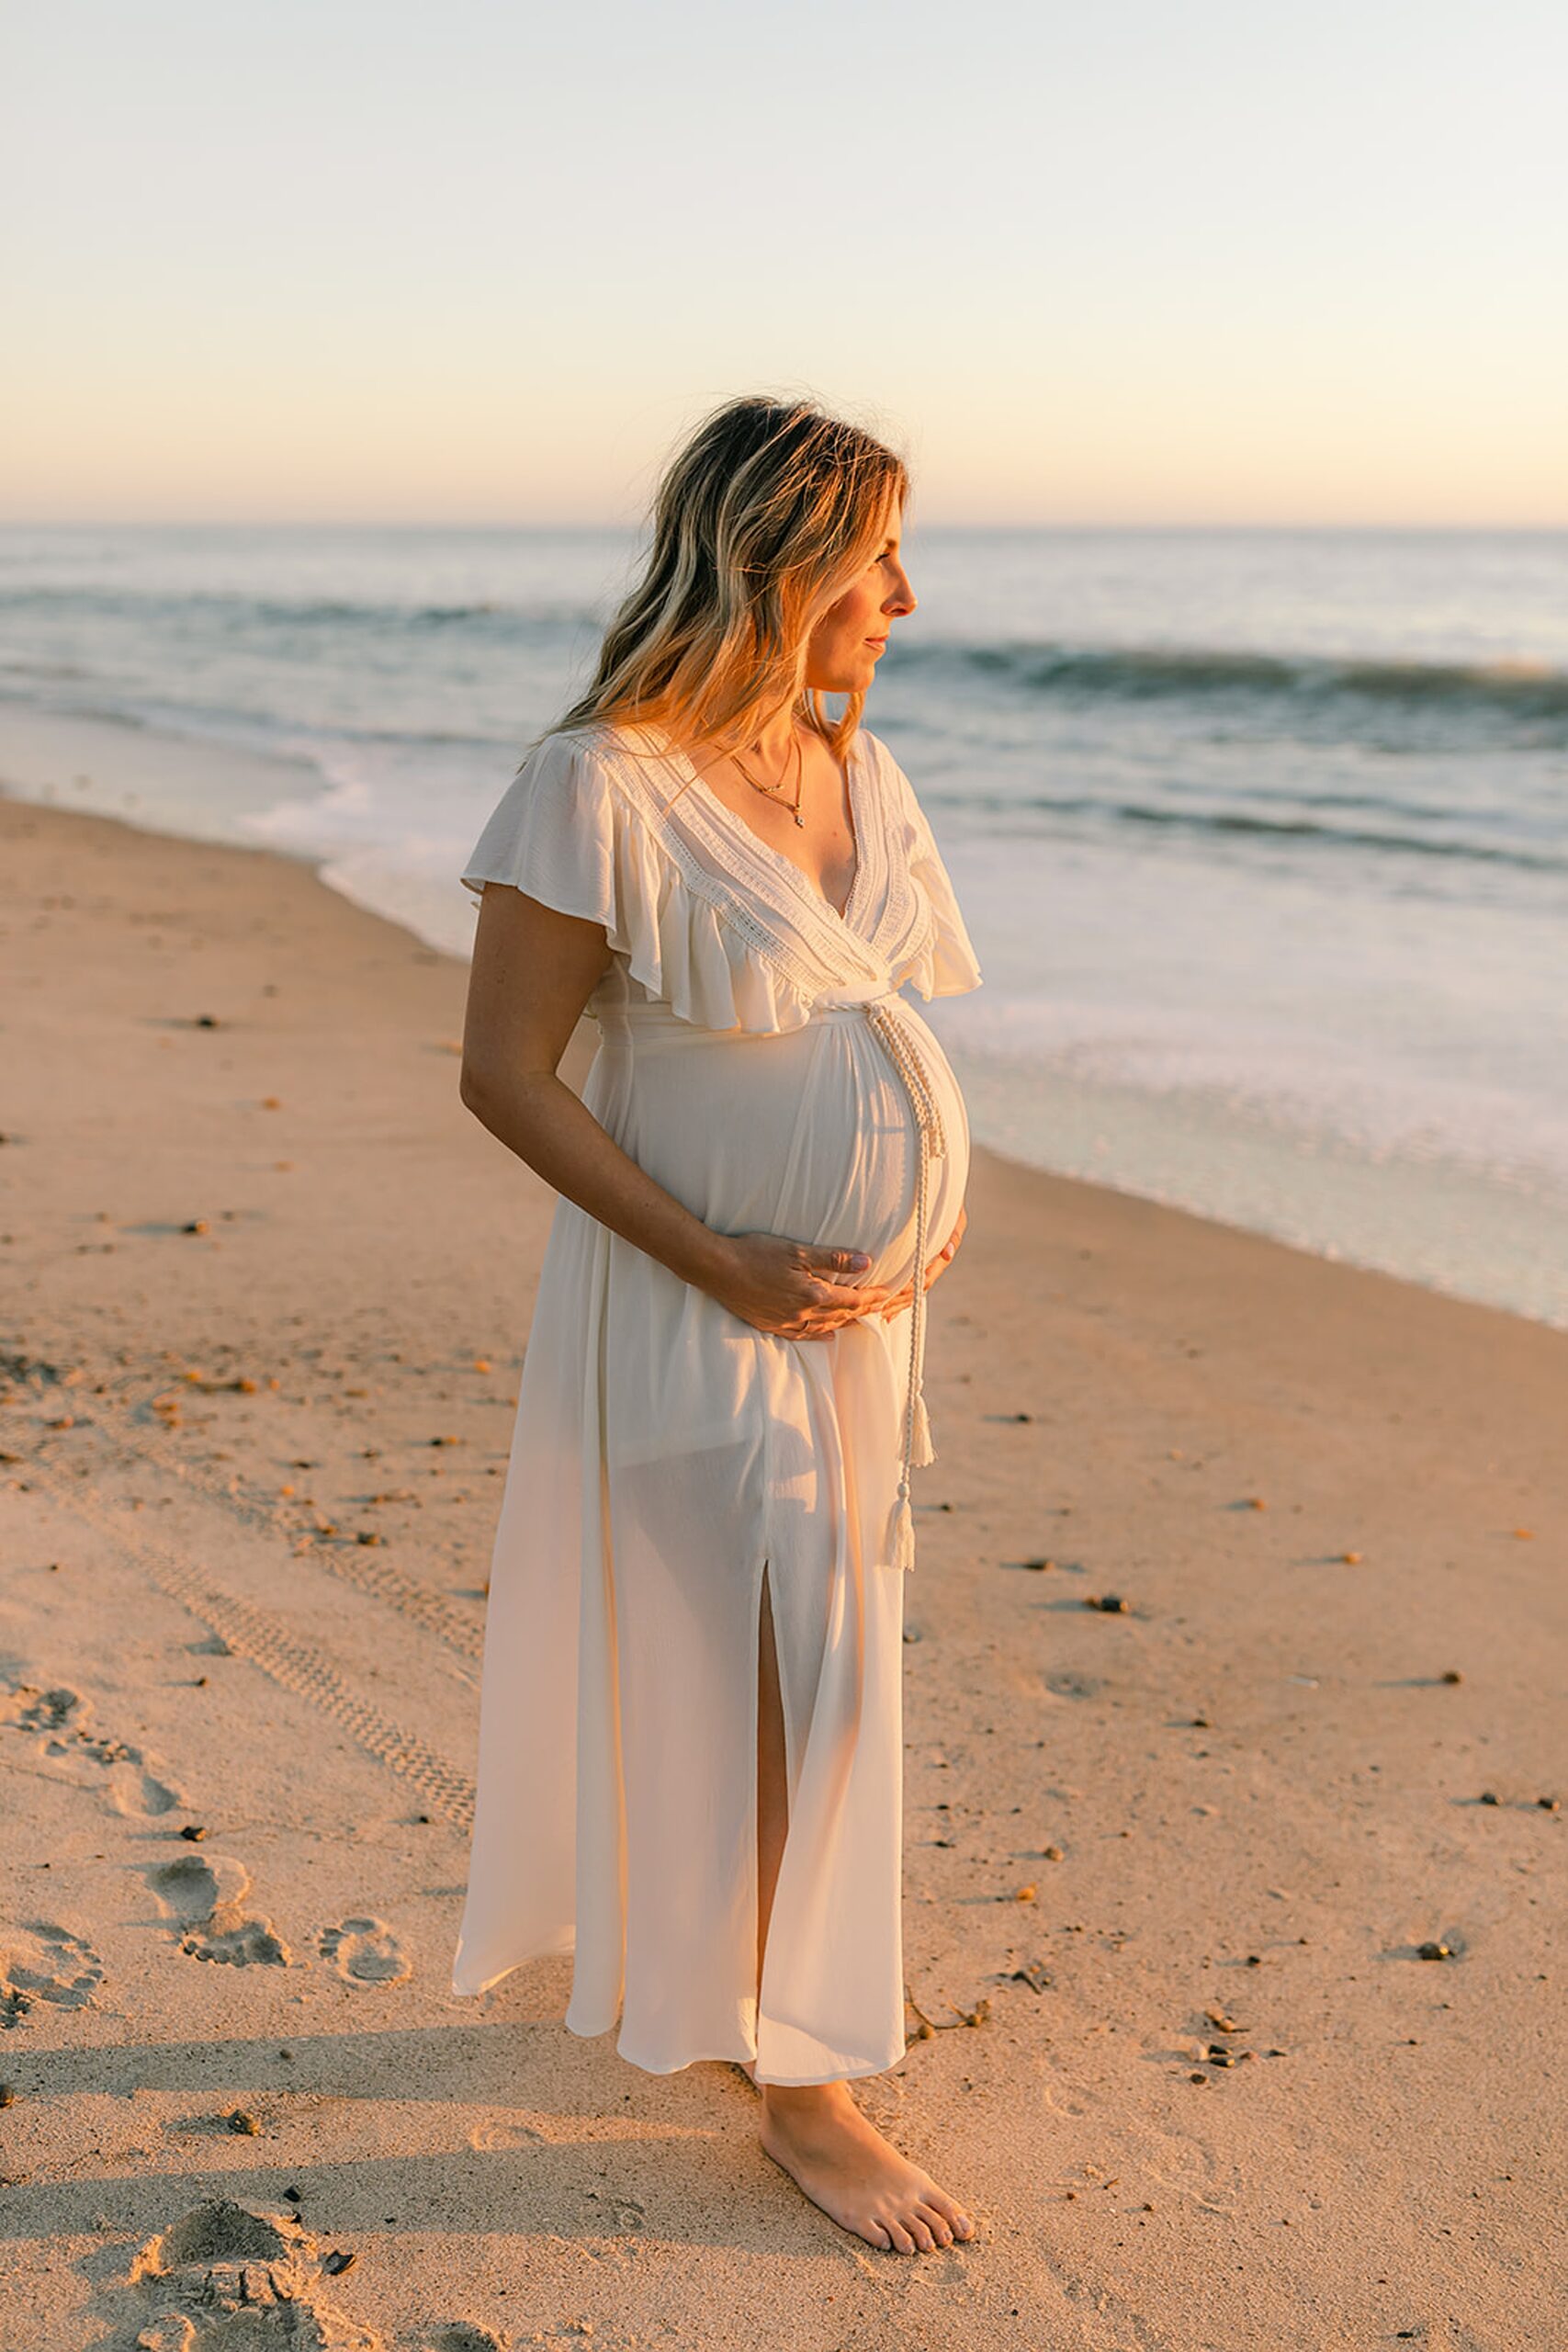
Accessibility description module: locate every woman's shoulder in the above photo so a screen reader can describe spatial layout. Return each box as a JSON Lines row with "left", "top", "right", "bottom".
{"left": 852, "top": 726, "right": 931, "bottom": 836}
{"left": 514, "top": 719, "right": 616, "bottom": 778}
{"left": 852, "top": 723, "right": 913, "bottom": 791}
{"left": 534, "top": 716, "right": 694, "bottom": 811}
{"left": 507, "top": 719, "right": 672, "bottom": 820}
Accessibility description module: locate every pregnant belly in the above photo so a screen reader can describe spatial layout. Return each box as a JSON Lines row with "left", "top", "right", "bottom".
{"left": 616, "top": 1001, "right": 971, "bottom": 1299}
{"left": 803, "top": 1006, "right": 970, "bottom": 1294}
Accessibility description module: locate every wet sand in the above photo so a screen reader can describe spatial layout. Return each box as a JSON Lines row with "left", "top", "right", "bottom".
{"left": 2, "top": 735, "right": 1563, "bottom": 2351}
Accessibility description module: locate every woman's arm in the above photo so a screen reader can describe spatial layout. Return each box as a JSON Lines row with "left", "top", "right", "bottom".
{"left": 458, "top": 883, "right": 899, "bottom": 1339}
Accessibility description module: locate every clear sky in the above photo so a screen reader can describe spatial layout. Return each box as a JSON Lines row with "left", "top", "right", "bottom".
{"left": 5, "top": 0, "right": 1566, "bottom": 526}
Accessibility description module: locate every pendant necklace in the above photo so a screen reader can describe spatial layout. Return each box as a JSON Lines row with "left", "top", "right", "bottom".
{"left": 731, "top": 728, "right": 807, "bottom": 827}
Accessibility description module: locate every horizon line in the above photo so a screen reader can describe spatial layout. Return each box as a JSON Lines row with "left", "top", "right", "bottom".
{"left": 3, "top": 516, "right": 1567, "bottom": 536}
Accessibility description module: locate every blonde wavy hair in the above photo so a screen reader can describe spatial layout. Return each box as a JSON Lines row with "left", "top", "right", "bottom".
{"left": 539, "top": 392, "right": 909, "bottom": 790}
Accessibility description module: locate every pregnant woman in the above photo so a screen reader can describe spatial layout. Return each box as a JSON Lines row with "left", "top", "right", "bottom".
{"left": 452, "top": 394, "right": 983, "bottom": 2256}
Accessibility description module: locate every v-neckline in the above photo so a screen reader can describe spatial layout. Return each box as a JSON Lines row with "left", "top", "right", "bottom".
{"left": 649, "top": 722, "right": 870, "bottom": 930}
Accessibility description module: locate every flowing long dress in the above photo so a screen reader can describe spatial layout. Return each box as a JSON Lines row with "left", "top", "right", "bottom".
{"left": 451, "top": 716, "right": 984, "bottom": 2085}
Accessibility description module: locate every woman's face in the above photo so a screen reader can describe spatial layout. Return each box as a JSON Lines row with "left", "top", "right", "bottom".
{"left": 803, "top": 497, "right": 916, "bottom": 695}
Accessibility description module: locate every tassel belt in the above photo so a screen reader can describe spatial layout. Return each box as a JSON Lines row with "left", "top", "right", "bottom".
{"left": 860, "top": 997, "right": 948, "bottom": 1573}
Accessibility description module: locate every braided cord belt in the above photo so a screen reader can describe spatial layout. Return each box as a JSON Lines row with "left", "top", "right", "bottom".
{"left": 862, "top": 999, "right": 948, "bottom": 1571}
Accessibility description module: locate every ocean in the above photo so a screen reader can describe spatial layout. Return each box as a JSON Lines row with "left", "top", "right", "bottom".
{"left": 2, "top": 522, "right": 1564, "bottom": 1330}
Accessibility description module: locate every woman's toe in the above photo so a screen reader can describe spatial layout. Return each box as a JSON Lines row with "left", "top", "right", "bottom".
{"left": 880, "top": 2214, "right": 917, "bottom": 2255}
{"left": 916, "top": 2201, "right": 953, "bottom": 2245}
{"left": 929, "top": 2191, "right": 974, "bottom": 2238}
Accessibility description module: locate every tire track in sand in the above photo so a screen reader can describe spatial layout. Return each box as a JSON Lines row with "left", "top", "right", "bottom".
{"left": 28, "top": 1379, "right": 487, "bottom": 1665}
{"left": 19, "top": 1458, "right": 477, "bottom": 1832}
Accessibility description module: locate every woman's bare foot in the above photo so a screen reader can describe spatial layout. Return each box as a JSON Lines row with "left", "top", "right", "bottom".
{"left": 758, "top": 2080, "right": 976, "bottom": 2253}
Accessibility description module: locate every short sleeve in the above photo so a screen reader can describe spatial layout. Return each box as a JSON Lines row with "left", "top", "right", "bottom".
{"left": 461, "top": 729, "right": 618, "bottom": 927}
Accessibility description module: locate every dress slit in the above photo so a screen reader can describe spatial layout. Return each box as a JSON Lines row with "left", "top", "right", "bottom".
{"left": 754, "top": 1555, "right": 789, "bottom": 2055}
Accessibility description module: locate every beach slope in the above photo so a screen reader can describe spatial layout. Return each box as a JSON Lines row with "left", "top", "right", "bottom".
{"left": 2, "top": 752, "right": 1562, "bottom": 2351}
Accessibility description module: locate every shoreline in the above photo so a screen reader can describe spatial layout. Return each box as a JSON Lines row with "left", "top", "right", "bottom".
{"left": 6, "top": 695, "right": 1564, "bottom": 1338}
{"left": 2, "top": 744, "right": 1564, "bottom": 2348}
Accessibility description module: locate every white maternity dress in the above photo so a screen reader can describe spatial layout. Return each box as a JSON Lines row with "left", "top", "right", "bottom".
{"left": 451, "top": 716, "right": 984, "bottom": 2085}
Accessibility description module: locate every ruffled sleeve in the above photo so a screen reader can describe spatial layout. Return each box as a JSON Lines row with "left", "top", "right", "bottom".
{"left": 876, "top": 741, "right": 984, "bottom": 1000}
{"left": 462, "top": 730, "right": 622, "bottom": 927}
{"left": 461, "top": 728, "right": 829, "bottom": 1035}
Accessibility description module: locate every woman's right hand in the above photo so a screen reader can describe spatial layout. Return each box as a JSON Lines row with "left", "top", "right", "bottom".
{"left": 707, "top": 1232, "right": 901, "bottom": 1340}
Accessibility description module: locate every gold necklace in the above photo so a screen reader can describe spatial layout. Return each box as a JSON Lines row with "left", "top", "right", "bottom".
{"left": 730, "top": 728, "right": 807, "bottom": 827}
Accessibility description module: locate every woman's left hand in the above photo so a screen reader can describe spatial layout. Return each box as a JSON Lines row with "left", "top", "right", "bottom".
{"left": 876, "top": 1204, "right": 967, "bottom": 1321}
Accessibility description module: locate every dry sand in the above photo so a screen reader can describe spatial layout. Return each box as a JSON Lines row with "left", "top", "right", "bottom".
{"left": 1, "top": 717, "right": 1564, "bottom": 2351}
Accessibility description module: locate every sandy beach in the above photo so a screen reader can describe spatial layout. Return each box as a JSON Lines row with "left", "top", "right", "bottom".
{"left": 2, "top": 715, "right": 1563, "bottom": 2351}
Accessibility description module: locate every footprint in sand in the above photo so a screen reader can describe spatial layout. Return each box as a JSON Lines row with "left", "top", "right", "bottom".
{"left": 2, "top": 1679, "right": 182, "bottom": 1816}
{"left": 148, "top": 1854, "right": 248, "bottom": 1925}
{"left": 320, "top": 1917, "right": 412, "bottom": 1984}
{"left": 467, "top": 2115, "right": 548, "bottom": 2151}
{"left": 0, "top": 1922, "right": 105, "bottom": 2027}
{"left": 185, "top": 1917, "right": 291, "bottom": 1968}
{"left": 147, "top": 1856, "right": 289, "bottom": 1969}
{"left": 1116, "top": 2109, "right": 1239, "bottom": 2215}
{"left": 124, "top": 2197, "right": 381, "bottom": 2349}
{"left": 106, "top": 1758, "right": 181, "bottom": 1817}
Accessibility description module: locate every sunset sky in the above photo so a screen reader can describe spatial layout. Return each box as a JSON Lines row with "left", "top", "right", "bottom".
{"left": 6, "top": 0, "right": 1566, "bottom": 526}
